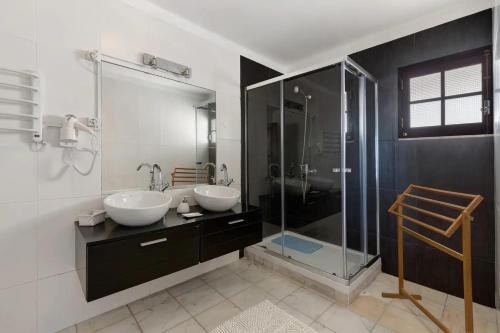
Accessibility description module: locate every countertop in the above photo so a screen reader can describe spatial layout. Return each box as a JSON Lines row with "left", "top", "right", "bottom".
{"left": 76, "top": 204, "right": 260, "bottom": 245}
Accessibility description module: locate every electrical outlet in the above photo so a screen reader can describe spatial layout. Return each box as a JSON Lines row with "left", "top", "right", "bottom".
{"left": 87, "top": 117, "right": 99, "bottom": 129}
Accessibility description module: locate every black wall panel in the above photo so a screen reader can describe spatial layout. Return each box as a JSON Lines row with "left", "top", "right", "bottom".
{"left": 351, "top": 9, "right": 495, "bottom": 306}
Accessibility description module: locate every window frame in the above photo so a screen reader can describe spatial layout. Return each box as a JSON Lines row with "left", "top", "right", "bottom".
{"left": 398, "top": 46, "right": 493, "bottom": 138}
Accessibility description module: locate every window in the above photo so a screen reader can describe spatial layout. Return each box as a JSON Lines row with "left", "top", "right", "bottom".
{"left": 399, "top": 47, "right": 492, "bottom": 138}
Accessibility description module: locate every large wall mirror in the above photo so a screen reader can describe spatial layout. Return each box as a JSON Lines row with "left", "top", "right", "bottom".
{"left": 101, "top": 61, "right": 216, "bottom": 193}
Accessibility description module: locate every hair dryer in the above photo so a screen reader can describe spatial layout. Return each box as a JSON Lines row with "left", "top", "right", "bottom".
{"left": 60, "top": 115, "right": 98, "bottom": 176}
{"left": 60, "top": 115, "right": 94, "bottom": 147}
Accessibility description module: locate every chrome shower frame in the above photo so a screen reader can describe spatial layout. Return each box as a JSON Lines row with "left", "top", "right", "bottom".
{"left": 244, "top": 56, "right": 379, "bottom": 282}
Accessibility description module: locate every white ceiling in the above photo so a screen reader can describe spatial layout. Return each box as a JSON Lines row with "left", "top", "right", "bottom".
{"left": 148, "top": 0, "right": 492, "bottom": 71}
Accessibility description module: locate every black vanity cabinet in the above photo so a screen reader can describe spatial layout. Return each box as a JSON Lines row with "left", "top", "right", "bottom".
{"left": 76, "top": 223, "right": 200, "bottom": 301}
{"left": 76, "top": 205, "right": 262, "bottom": 302}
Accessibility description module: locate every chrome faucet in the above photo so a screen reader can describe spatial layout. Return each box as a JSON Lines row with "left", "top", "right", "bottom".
{"left": 137, "top": 163, "right": 169, "bottom": 191}
{"left": 203, "top": 162, "right": 216, "bottom": 184}
{"left": 219, "top": 163, "right": 234, "bottom": 187}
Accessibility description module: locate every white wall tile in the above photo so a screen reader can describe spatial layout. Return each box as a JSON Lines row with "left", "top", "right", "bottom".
{"left": 212, "top": 49, "right": 240, "bottom": 95}
{"left": 0, "top": 145, "right": 37, "bottom": 203}
{"left": 37, "top": 0, "right": 101, "bottom": 49}
{"left": 38, "top": 269, "right": 152, "bottom": 333}
{"left": 37, "top": 196, "right": 101, "bottom": 279}
{"left": 0, "top": 0, "right": 36, "bottom": 41}
{"left": 38, "top": 271, "right": 102, "bottom": 333}
{"left": 0, "top": 33, "right": 36, "bottom": 71}
{"left": 101, "top": 0, "right": 150, "bottom": 64}
{"left": 37, "top": 128, "right": 101, "bottom": 200}
{"left": 0, "top": 202, "right": 37, "bottom": 289}
{"left": 102, "top": 142, "right": 141, "bottom": 191}
{"left": 37, "top": 141, "right": 73, "bottom": 199}
{"left": 217, "top": 139, "right": 241, "bottom": 185}
{"left": 146, "top": 17, "right": 214, "bottom": 89}
{"left": 38, "top": 43, "right": 97, "bottom": 119}
{"left": 217, "top": 92, "right": 241, "bottom": 141}
{"left": 0, "top": 282, "right": 37, "bottom": 333}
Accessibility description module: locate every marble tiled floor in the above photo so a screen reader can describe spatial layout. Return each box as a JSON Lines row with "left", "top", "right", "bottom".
{"left": 58, "top": 258, "right": 499, "bottom": 333}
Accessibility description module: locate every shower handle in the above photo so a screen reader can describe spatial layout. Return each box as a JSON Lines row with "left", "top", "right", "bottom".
{"left": 332, "top": 168, "right": 352, "bottom": 173}
{"left": 300, "top": 164, "right": 317, "bottom": 175}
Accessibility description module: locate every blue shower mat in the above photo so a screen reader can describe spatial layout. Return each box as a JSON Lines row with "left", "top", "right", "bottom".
{"left": 272, "top": 235, "right": 323, "bottom": 254}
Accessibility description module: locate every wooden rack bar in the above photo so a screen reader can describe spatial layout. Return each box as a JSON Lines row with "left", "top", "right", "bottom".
{"left": 382, "top": 184, "right": 483, "bottom": 333}
{"left": 397, "top": 202, "right": 455, "bottom": 223}
{"left": 402, "top": 193, "right": 467, "bottom": 211}
{"left": 389, "top": 210, "right": 448, "bottom": 236}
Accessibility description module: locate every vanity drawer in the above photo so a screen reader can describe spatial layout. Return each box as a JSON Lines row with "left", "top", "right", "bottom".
{"left": 202, "top": 210, "right": 262, "bottom": 235}
{"left": 200, "top": 219, "right": 262, "bottom": 262}
{"left": 86, "top": 224, "right": 200, "bottom": 301}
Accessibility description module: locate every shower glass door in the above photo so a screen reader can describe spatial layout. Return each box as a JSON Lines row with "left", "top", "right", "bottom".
{"left": 280, "top": 65, "right": 344, "bottom": 277}
{"left": 246, "top": 81, "right": 283, "bottom": 257}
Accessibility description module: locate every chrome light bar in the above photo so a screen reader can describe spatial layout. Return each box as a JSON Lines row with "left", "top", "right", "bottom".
{"left": 143, "top": 53, "right": 191, "bottom": 78}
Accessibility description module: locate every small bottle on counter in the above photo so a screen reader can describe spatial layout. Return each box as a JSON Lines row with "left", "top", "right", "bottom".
{"left": 177, "top": 196, "right": 190, "bottom": 214}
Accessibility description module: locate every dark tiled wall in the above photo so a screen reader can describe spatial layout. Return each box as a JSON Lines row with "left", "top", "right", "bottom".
{"left": 350, "top": 10, "right": 495, "bottom": 306}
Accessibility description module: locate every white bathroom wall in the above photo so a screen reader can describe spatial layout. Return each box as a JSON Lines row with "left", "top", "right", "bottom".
{"left": 0, "top": 0, "right": 249, "bottom": 332}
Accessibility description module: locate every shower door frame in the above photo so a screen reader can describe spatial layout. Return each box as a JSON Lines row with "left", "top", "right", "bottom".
{"left": 244, "top": 56, "right": 379, "bottom": 282}
{"left": 343, "top": 57, "right": 380, "bottom": 279}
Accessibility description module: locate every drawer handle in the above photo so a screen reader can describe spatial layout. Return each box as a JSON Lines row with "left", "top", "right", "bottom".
{"left": 227, "top": 219, "right": 245, "bottom": 225}
{"left": 140, "top": 238, "right": 167, "bottom": 247}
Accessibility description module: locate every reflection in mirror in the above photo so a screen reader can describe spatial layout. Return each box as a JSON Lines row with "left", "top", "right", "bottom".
{"left": 101, "top": 62, "right": 216, "bottom": 193}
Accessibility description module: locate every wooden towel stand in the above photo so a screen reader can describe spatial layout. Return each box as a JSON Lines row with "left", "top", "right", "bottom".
{"left": 382, "top": 184, "right": 483, "bottom": 333}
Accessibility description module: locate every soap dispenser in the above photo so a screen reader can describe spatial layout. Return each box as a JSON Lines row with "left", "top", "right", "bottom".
{"left": 177, "top": 196, "right": 190, "bottom": 214}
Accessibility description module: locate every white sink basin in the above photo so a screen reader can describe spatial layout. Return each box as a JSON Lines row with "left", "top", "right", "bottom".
{"left": 194, "top": 185, "right": 240, "bottom": 212}
{"left": 103, "top": 191, "right": 172, "bottom": 227}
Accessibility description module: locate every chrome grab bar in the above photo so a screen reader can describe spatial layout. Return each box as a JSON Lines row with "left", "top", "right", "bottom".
{"left": 0, "top": 67, "right": 39, "bottom": 78}
{"left": 140, "top": 238, "right": 167, "bottom": 247}
{"left": 227, "top": 219, "right": 245, "bottom": 225}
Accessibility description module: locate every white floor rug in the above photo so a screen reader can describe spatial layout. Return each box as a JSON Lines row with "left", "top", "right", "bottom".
{"left": 210, "top": 300, "right": 318, "bottom": 333}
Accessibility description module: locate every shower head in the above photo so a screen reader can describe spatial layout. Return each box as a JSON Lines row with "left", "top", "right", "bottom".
{"left": 293, "top": 85, "right": 312, "bottom": 100}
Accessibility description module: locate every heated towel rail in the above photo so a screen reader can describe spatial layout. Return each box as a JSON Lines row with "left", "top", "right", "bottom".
{"left": 0, "top": 66, "right": 43, "bottom": 149}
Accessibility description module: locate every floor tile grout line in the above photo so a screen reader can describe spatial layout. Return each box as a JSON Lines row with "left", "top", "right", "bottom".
{"left": 226, "top": 279, "right": 282, "bottom": 310}
{"left": 126, "top": 304, "right": 144, "bottom": 333}
{"left": 368, "top": 300, "right": 391, "bottom": 332}
{"left": 439, "top": 293, "right": 448, "bottom": 321}
{"left": 166, "top": 277, "right": 209, "bottom": 299}
{"left": 308, "top": 303, "right": 334, "bottom": 325}
{"left": 173, "top": 289, "right": 211, "bottom": 332}
{"left": 171, "top": 281, "right": 229, "bottom": 330}
{"left": 204, "top": 271, "right": 255, "bottom": 298}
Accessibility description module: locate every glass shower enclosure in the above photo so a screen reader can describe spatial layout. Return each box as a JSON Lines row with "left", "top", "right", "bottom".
{"left": 244, "top": 57, "right": 379, "bottom": 281}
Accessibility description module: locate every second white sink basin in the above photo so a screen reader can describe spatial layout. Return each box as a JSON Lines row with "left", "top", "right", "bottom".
{"left": 103, "top": 191, "right": 172, "bottom": 227}
{"left": 194, "top": 185, "right": 240, "bottom": 212}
